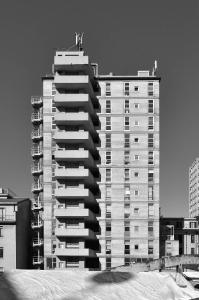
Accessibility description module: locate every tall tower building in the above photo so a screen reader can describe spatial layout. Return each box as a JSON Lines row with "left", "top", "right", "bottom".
{"left": 96, "top": 71, "right": 160, "bottom": 269}
{"left": 189, "top": 158, "right": 199, "bottom": 217}
{"left": 31, "top": 36, "right": 160, "bottom": 270}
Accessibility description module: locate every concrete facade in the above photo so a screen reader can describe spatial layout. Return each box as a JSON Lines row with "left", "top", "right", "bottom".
{"left": 189, "top": 158, "right": 199, "bottom": 217}
{"left": 31, "top": 40, "right": 160, "bottom": 270}
{"left": 0, "top": 188, "right": 31, "bottom": 271}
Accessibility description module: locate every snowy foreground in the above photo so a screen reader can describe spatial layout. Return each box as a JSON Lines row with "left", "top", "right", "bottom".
{"left": 1, "top": 270, "right": 199, "bottom": 300}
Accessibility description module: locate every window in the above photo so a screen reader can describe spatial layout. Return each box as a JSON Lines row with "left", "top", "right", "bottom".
{"left": 191, "top": 235, "right": 195, "bottom": 243}
{"left": 106, "top": 169, "right": 111, "bottom": 182}
{"left": 106, "top": 221, "right": 111, "bottom": 236}
{"left": 124, "top": 116, "right": 130, "bottom": 130}
{"left": 148, "top": 82, "right": 153, "bottom": 96}
{"left": 148, "top": 116, "right": 154, "bottom": 130}
{"left": 134, "top": 154, "right": 139, "bottom": 161}
{"left": 134, "top": 120, "right": 139, "bottom": 126}
{"left": 148, "top": 221, "right": 153, "bottom": 236}
{"left": 134, "top": 103, "right": 139, "bottom": 109}
{"left": 106, "top": 134, "right": 111, "bottom": 148}
{"left": 124, "top": 212, "right": 130, "bottom": 219}
{"left": 106, "top": 240, "right": 111, "bottom": 254}
{"left": 124, "top": 185, "right": 130, "bottom": 195}
{"left": 124, "top": 99, "right": 130, "bottom": 113}
{"left": 134, "top": 137, "right": 139, "bottom": 143}
{"left": 0, "top": 226, "right": 3, "bottom": 237}
{"left": 134, "top": 172, "right": 139, "bottom": 177}
{"left": 148, "top": 134, "right": 154, "bottom": 148}
{"left": 106, "top": 82, "right": 111, "bottom": 96}
{"left": 134, "top": 226, "right": 139, "bottom": 232}
{"left": 148, "top": 241, "right": 153, "bottom": 255}
{"left": 134, "top": 86, "right": 139, "bottom": 91}
{"left": 124, "top": 133, "right": 130, "bottom": 148}
{"left": 148, "top": 203, "right": 154, "bottom": 217}
{"left": 191, "top": 248, "right": 195, "bottom": 255}
{"left": 106, "top": 203, "right": 111, "bottom": 218}
{"left": 124, "top": 150, "right": 130, "bottom": 165}
{"left": 106, "top": 117, "right": 111, "bottom": 130}
{"left": 148, "top": 186, "right": 154, "bottom": 201}
{"left": 124, "top": 221, "right": 130, "bottom": 232}
{"left": 124, "top": 82, "right": 130, "bottom": 96}
{"left": 106, "top": 257, "right": 111, "bottom": 269}
{"left": 124, "top": 202, "right": 130, "bottom": 209}
{"left": 106, "top": 100, "right": 111, "bottom": 113}
{"left": 134, "top": 190, "right": 139, "bottom": 196}
{"left": 106, "top": 151, "right": 111, "bottom": 165}
{"left": 125, "top": 257, "right": 131, "bottom": 265}
{"left": 134, "top": 208, "right": 139, "bottom": 214}
{"left": 148, "top": 170, "right": 154, "bottom": 183}
{"left": 124, "top": 240, "right": 130, "bottom": 254}
{"left": 134, "top": 244, "right": 139, "bottom": 250}
{"left": 106, "top": 185, "right": 111, "bottom": 200}
{"left": 148, "top": 151, "right": 154, "bottom": 165}
{"left": 148, "top": 100, "right": 154, "bottom": 113}
{"left": 124, "top": 169, "right": 130, "bottom": 182}
{"left": 0, "top": 247, "right": 3, "bottom": 258}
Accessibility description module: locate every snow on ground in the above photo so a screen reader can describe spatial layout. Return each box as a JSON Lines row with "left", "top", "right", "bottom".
{"left": 1, "top": 270, "right": 199, "bottom": 300}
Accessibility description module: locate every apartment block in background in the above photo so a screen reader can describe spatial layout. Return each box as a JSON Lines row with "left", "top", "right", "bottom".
{"left": 31, "top": 46, "right": 101, "bottom": 270}
{"left": 189, "top": 158, "right": 199, "bottom": 217}
{"left": 0, "top": 188, "right": 32, "bottom": 271}
{"left": 160, "top": 217, "right": 199, "bottom": 257}
{"left": 97, "top": 70, "right": 160, "bottom": 269}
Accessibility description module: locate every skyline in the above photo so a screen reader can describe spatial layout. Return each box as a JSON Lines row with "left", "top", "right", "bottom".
{"left": 0, "top": 0, "right": 199, "bottom": 217}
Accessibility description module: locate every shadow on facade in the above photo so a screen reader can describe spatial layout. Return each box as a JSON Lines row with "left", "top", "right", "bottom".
{"left": 0, "top": 273, "right": 20, "bottom": 300}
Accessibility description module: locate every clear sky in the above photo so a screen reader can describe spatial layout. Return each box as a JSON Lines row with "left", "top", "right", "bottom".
{"left": 0, "top": 0, "right": 199, "bottom": 217}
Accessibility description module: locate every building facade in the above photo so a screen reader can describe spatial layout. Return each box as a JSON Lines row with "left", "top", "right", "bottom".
{"left": 160, "top": 217, "right": 199, "bottom": 257}
{"left": 97, "top": 73, "right": 160, "bottom": 269}
{"left": 0, "top": 188, "right": 32, "bottom": 271}
{"left": 189, "top": 158, "right": 199, "bottom": 217}
{"left": 31, "top": 38, "right": 160, "bottom": 270}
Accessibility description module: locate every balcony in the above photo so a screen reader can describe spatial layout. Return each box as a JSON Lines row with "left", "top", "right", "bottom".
{"left": 55, "top": 187, "right": 96, "bottom": 204}
{"left": 32, "top": 256, "right": 44, "bottom": 265}
{"left": 54, "top": 112, "right": 98, "bottom": 137}
{"left": 55, "top": 168, "right": 97, "bottom": 186}
{"left": 54, "top": 208, "right": 96, "bottom": 221}
{"left": 31, "top": 112, "right": 42, "bottom": 123}
{"left": 54, "top": 94, "right": 99, "bottom": 112}
{"left": 32, "top": 201, "right": 43, "bottom": 210}
{"left": 32, "top": 220, "right": 43, "bottom": 229}
{"left": 31, "top": 130, "right": 42, "bottom": 140}
{"left": 31, "top": 165, "right": 43, "bottom": 174}
{"left": 54, "top": 55, "right": 89, "bottom": 70}
{"left": 32, "top": 238, "right": 43, "bottom": 247}
{"left": 54, "top": 149, "right": 97, "bottom": 171}
{"left": 32, "top": 183, "right": 43, "bottom": 192}
{"left": 31, "top": 147, "right": 42, "bottom": 157}
{"left": 54, "top": 131, "right": 97, "bottom": 155}
{"left": 54, "top": 248, "right": 96, "bottom": 257}
{"left": 31, "top": 96, "right": 43, "bottom": 106}
{"left": 55, "top": 227, "right": 96, "bottom": 239}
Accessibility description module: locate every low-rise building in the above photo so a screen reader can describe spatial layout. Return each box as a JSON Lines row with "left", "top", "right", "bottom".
{"left": 160, "top": 217, "right": 199, "bottom": 257}
{"left": 0, "top": 188, "right": 32, "bottom": 271}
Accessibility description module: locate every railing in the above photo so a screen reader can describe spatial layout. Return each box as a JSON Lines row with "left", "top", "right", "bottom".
{"left": 32, "top": 183, "right": 42, "bottom": 191}
{"left": 32, "top": 256, "right": 44, "bottom": 264}
{"left": 0, "top": 215, "right": 15, "bottom": 222}
{"left": 32, "top": 220, "right": 43, "bottom": 228}
{"left": 33, "top": 201, "right": 43, "bottom": 210}
{"left": 31, "top": 131, "right": 42, "bottom": 139}
{"left": 31, "top": 97, "right": 43, "bottom": 105}
{"left": 32, "top": 238, "right": 43, "bottom": 246}
{"left": 31, "top": 165, "right": 42, "bottom": 173}
{"left": 31, "top": 148, "right": 42, "bottom": 156}
{"left": 31, "top": 112, "right": 42, "bottom": 122}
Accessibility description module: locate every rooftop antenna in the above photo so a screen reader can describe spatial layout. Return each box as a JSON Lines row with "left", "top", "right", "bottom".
{"left": 75, "top": 32, "right": 84, "bottom": 51}
{"left": 152, "top": 60, "right": 158, "bottom": 76}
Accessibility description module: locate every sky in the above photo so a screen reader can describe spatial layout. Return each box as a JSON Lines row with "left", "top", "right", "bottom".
{"left": 0, "top": 0, "right": 199, "bottom": 217}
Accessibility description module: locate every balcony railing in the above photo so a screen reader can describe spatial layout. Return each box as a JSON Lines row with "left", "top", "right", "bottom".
{"left": 0, "top": 215, "right": 16, "bottom": 222}
{"left": 32, "top": 220, "right": 43, "bottom": 229}
{"left": 32, "top": 238, "right": 43, "bottom": 247}
{"left": 32, "top": 183, "right": 43, "bottom": 192}
{"left": 31, "top": 97, "right": 43, "bottom": 106}
{"left": 32, "top": 201, "right": 43, "bottom": 210}
{"left": 31, "top": 148, "right": 42, "bottom": 157}
{"left": 31, "top": 112, "right": 42, "bottom": 123}
{"left": 31, "top": 165, "right": 42, "bottom": 174}
{"left": 31, "top": 131, "right": 42, "bottom": 140}
{"left": 32, "top": 256, "right": 44, "bottom": 264}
